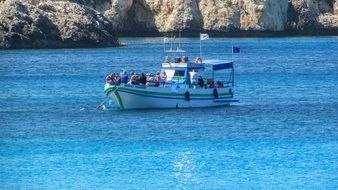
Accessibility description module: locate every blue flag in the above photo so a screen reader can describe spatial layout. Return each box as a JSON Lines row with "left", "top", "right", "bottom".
{"left": 233, "top": 46, "right": 240, "bottom": 53}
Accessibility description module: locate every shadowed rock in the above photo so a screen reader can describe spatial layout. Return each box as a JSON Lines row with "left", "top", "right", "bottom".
{"left": 286, "top": 0, "right": 338, "bottom": 34}
{"left": 0, "top": 0, "right": 119, "bottom": 49}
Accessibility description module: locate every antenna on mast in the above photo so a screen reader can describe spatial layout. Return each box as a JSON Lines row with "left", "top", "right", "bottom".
{"left": 163, "top": 31, "right": 185, "bottom": 53}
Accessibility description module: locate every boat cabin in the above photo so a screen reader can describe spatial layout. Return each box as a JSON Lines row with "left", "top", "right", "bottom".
{"left": 161, "top": 56, "right": 234, "bottom": 89}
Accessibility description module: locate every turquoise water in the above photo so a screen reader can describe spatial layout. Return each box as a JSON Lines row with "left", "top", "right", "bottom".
{"left": 1, "top": 37, "right": 338, "bottom": 189}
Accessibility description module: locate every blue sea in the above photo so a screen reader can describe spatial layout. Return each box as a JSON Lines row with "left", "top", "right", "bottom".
{"left": 1, "top": 37, "right": 338, "bottom": 189}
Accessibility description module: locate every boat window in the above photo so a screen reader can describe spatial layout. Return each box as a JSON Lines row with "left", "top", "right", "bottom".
{"left": 173, "top": 70, "right": 185, "bottom": 81}
{"left": 174, "top": 70, "right": 185, "bottom": 77}
{"left": 174, "top": 57, "right": 181, "bottom": 63}
{"left": 164, "top": 69, "right": 175, "bottom": 80}
{"left": 188, "top": 69, "right": 198, "bottom": 73}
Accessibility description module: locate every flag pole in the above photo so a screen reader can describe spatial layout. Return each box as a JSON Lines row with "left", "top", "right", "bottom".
{"left": 178, "top": 30, "right": 181, "bottom": 51}
{"left": 231, "top": 46, "right": 233, "bottom": 62}
{"left": 200, "top": 34, "right": 202, "bottom": 58}
{"left": 163, "top": 37, "right": 165, "bottom": 53}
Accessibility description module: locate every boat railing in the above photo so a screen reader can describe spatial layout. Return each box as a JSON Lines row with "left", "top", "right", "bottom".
{"left": 160, "top": 76, "right": 233, "bottom": 89}
{"left": 107, "top": 76, "right": 233, "bottom": 89}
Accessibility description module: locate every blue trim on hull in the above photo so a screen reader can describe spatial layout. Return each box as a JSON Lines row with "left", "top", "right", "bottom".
{"left": 214, "top": 99, "right": 239, "bottom": 103}
{"left": 113, "top": 89, "right": 234, "bottom": 100}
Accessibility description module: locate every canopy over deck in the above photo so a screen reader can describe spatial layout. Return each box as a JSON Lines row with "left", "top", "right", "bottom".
{"left": 162, "top": 62, "right": 205, "bottom": 69}
{"left": 203, "top": 59, "right": 234, "bottom": 71}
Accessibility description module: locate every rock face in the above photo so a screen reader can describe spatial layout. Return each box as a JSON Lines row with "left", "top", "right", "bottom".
{"left": 287, "top": 0, "right": 338, "bottom": 32}
{"left": 112, "top": 0, "right": 289, "bottom": 33}
{"left": 239, "top": 0, "right": 288, "bottom": 31}
{"left": 101, "top": 0, "right": 337, "bottom": 34}
{"left": 0, "top": 0, "right": 119, "bottom": 49}
{"left": 1, "top": 0, "right": 338, "bottom": 49}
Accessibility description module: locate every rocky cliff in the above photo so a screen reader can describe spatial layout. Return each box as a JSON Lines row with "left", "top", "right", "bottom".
{"left": 93, "top": 0, "right": 338, "bottom": 34}
{"left": 1, "top": 0, "right": 338, "bottom": 49}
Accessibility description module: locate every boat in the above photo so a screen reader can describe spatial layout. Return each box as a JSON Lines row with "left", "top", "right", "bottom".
{"left": 103, "top": 35, "right": 238, "bottom": 110}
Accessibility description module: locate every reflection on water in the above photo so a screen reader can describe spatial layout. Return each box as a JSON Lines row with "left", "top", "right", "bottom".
{"left": 173, "top": 151, "right": 201, "bottom": 189}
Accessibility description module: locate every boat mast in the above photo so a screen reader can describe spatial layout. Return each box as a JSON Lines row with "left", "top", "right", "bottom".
{"left": 178, "top": 30, "right": 181, "bottom": 51}
{"left": 163, "top": 31, "right": 186, "bottom": 60}
{"left": 170, "top": 31, "right": 173, "bottom": 51}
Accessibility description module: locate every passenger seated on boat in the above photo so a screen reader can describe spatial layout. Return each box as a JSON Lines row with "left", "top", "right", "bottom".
{"left": 129, "top": 72, "right": 139, "bottom": 85}
{"left": 198, "top": 76, "right": 204, "bottom": 88}
{"left": 109, "top": 73, "right": 120, "bottom": 85}
{"left": 146, "top": 73, "right": 156, "bottom": 86}
{"left": 120, "top": 70, "right": 128, "bottom": 83}
{"left": 207, "top": 79, "right": 215, "bottom": 88}
{"left": 114, "top": 74, "right": 121, "bottom": 85}
{"left": 105, "top": 74, "right": 113, "bottom": 84}
{"left": 174, "top": 57, "right": 181, "bottom": 63}
{"left": 139, "top": 73, "right": 147, "bottom": 85}
{"left": 161, "top": 71, "right": 167, "bottom": 83}
{"left": 164, "top": 56, "right": 170, "bottom": 63}
{"left": 216, "top": 81, "right": 224, "bottom": 88}
{"left": 182, "top": 56, "right": 189, "bottom": 63}
{"left": 195, "top": 57, "right": 202, "bottom": 64}
{"left": 146, "top": 73, "right": 151, "bottom": 80}
{"left": 154, "top": 72, "right": 161, "bottom": 87}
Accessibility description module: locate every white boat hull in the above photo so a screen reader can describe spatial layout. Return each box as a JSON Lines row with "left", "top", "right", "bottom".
{"left": 105, "top": 84, "right": 237, "bottom": 110}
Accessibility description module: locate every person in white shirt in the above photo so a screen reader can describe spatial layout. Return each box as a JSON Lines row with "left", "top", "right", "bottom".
{"left": 189, "top": 69, "right": 199, "bottom": 87}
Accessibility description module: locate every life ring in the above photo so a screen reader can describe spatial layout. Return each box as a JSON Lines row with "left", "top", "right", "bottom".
{"left": 213, "top": 88, "right": 219, "bottom": 99}
{"left": 185, "top": 91, "right": 190, "bottom": 102}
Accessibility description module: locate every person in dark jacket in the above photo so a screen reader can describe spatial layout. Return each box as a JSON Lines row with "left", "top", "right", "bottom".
{"left": 198, "top": 76, "right": 204, "bottom": 88}
{"left": 139, "top": 73, "right": 147, "bottom": 85}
